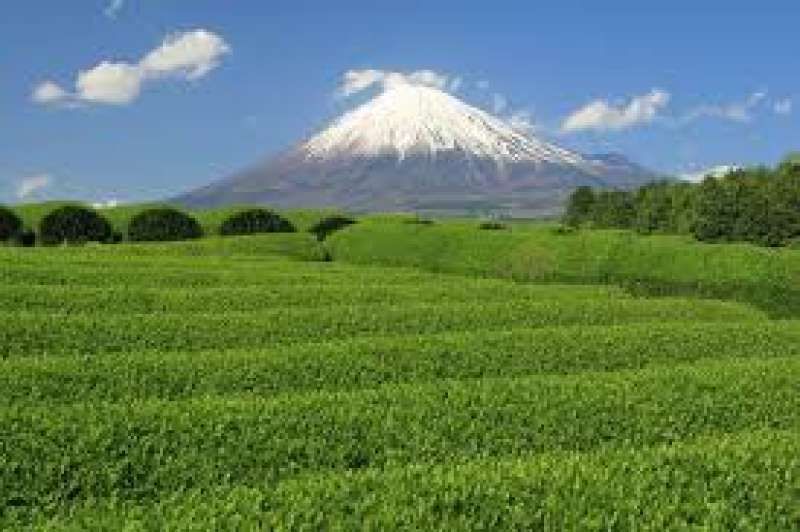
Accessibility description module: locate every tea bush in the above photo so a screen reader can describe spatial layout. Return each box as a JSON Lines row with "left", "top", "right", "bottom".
{"left": 478, "top": 221, "right": 507, "bottom": 230}
{"left": 128, "top": 208, "right": 203, "bottom": 242}
{"left": 38, "top": 205, "right": 113, "bottom": 245}
{"left": 309, "top": 215, "right": 356, "bottom": 241}
{"left": 12, "top": 229, "right": 36, "bottom": 247}
{"left": 0, "top": 206, "right": 22, "bottom": 241}
{"left": 219, "top": 208, "right": 295, "bottom": 235}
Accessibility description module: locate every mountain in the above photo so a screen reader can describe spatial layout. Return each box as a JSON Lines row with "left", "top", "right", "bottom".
{"left": 175, "top": 83, "right": 657, "bottom": 216}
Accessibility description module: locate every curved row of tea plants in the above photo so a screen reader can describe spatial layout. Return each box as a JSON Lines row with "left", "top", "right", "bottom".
{"left": 2, "top": 320, "right": 799, "bottom": 406}
{"left": 22, "top": 428, "right": 797, "bottom": 531}
{"left": 2, "top": 230, "right": 797, "bottom": 529}
{"left": 2, "top": 357, "right": 798, "bottom": 519}
{"left": 0, "top": 297, "right": 766, "bottom": 358}
{"left": 0, "top": 281, "right": 632, "bottom": 314}
{"left": 33, "top": 428, "right": 788, "bottom": 531}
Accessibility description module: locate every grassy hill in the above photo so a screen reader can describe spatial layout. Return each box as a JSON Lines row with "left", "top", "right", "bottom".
{"left": 328, "top": 217, "right": 800, "bottom": 317}
{"left": 1, "top": 215, "right": 798, "bottom": 529}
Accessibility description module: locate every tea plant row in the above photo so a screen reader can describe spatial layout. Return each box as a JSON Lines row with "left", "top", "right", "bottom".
{"left": 2, "top": 321, "right": 798, "bottom": 405}
{"left": 2, "top": 357, "right": 797, "bottom": 518}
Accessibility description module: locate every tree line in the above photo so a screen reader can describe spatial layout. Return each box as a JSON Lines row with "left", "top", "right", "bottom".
{"left": 564, "top": 154, "right": 800, "bottom": 247}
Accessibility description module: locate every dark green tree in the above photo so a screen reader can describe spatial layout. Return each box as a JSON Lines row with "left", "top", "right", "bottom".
{"left": 666, "top": 182, "right": 698, "bottom": 234}
{"left": 761, "top": 161, "right": 800, "bottom": 246}
{"left": 563, "top": 186, "right": 596, "bottom": 227}
{"left": 692, "top": 177, "right": 734, "bottom": 242}
{"left": 591, "top": 190, "right": 636, "bottom": 229}
{"left": 634, "top": 182, "right": 673, "bottom": 234}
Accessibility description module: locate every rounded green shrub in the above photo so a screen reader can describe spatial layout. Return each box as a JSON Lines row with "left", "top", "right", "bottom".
{"left": 107, "top": 231, "right": 124, "bottom": 244}
{"left": 0, "top": 206, "right": 23, "bottom": 241}
{"left": 13, "top": 229, "right": 36, "bottom": 247}
{"left": 128, "top": 208, "right": 203, "bottom": 242}
{"left": 552, "top": 224, "right": 578, "bottom": 235}
{"left": 39, "top": 206, "right": 113, "bottom": 246}
{"left": 404, "top": 217, "right": 434, "bottom": 226}
{"left": 478, "top": 221, "right": 507, "bottom": 231}
{"left": 309, "top": 216, "right": 356, "bottom": 241}
{"left": 219, "top": 208, "right": 295, "bottom": 236}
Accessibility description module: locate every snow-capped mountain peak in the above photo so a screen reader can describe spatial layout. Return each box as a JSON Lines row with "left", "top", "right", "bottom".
{"left": 175, "top": 80, "right": 657, "bottom": 215}
{"left": 303, "top": 84, "right": 587, "bottom": 166}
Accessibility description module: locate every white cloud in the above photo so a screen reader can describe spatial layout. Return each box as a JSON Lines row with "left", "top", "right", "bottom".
{"left": 338, "top": 69, "right": 452, "bottom": 97}
{"left": 76, "top": 61, "right": 142, "bottom": 104}
{"left": 681, "top": 91, "right": 767, "bottom": 124}
{"left": 140, "top": 29, "right": 231, "bottom": 80}
{"left": 561, "top": 89, "right": 670, "bottom": 133}
{"left": 31, "top": 81, "right": 69, "bottom": 104}
{"left": 492, "top": 93, "right": 508, "bottom": 114}
{"left": 104, "top": 0, "right": 124, "bottom": 19}
{"left": 448, "top": 77, "right": 463, "bottom": 92}
{"left": 33, "top": 29, "right": 230, "bottom": 107}
{"left": 774, "top": 98, "right": 793, "bottom": 116}
{"left": 339, "top": 70, "right": 386, "bottom": 97}
{"left": 506, "top": 110, "right": 537, "bottom": 135}
{"left": 92, "top": 199, "right": 121, "bottom": 209}
{"left": 680, "top": 164, "right": 741, "bottom": 183}
{"left": 405, "top": 70, "right": 449, "bottom": 90}
{"left": 16, "top": 174, "right": 52, "bottom": 200}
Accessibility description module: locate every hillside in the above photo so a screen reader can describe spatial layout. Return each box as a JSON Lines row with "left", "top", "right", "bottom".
{"left": 2, "top": 224, "right": 799, "bottom": 528}
{"left": 328, "top": 218, "right": 800, "bottom": 317}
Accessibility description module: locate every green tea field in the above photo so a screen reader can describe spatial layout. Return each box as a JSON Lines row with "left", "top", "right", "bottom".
{"left": 2, "top": 219, "right": 799, "bottom": 530}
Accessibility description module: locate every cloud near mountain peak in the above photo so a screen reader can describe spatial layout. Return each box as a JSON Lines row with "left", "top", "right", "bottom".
{"left": 338, "top": 69, "right": 452, "bottom": 97}
{"left": 561, "top": 89, "right": 671, "bottom": 133}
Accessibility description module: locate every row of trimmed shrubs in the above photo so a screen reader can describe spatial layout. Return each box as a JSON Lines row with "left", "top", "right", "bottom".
{"left": 0, "top": 205, "right": 356, "bottom": 247}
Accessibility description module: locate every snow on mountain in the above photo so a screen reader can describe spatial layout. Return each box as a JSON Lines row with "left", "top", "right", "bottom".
{"left": 303, "top": 83, "right": 588, "bottom": 167}
{"left": 174, "top": 81, "right": 657, "bottom": 215}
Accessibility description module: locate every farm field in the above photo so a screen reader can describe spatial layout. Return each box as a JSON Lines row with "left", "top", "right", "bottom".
{"left": 2, "top": 219, "right": 799, "bottom": 530}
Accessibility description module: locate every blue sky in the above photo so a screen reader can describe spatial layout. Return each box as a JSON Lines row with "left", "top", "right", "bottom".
{"left": 2, "top": 1, "right": 798, "bottom": 204}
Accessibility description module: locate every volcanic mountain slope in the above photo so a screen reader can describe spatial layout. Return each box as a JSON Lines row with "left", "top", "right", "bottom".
{"left": 175, "top": 83, "right": 658, "bottom": 215}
